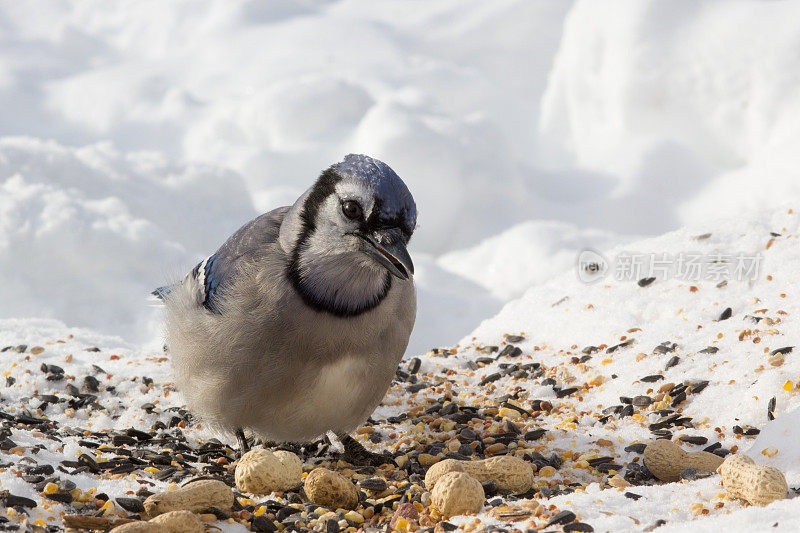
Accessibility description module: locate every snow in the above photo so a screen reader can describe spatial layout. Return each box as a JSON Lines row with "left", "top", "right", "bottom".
{"left": 539, "top": 0, "right": 800, "bottom": 236}
{"left": 0, "top": 137, "right": 500, "bottom": 354}
{"left": 439, "top": 220, "right": 629, "bottom": 300}
{"left": 5, "top": 0, "right": 800, "bottom": 351}
{"left": 4, "top": 208, "right": 800, "bottom": 531}
{"left": 452, "top": 206, "right": 800, "bottom": 530}
{"left": 0, "top": 0, "right": 572, "bottom": 253}
{"left": 0, "top": 137, "right": 255, "bottom": 348}
{"left": 748, "top": 406, "right": 800, "bottom": 487}
{"left": 4, "top": 0, "right": 800, "bottom": 530}
{"left": 437, "top": 207, "right": 800, "bottom": 531}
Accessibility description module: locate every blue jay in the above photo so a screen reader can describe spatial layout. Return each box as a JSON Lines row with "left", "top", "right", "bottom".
{"left": 154, "top": 154, "right": 416, "bottom": 463}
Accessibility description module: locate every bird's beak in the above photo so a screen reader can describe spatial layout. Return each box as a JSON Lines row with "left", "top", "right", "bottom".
{"left": 361, "top": 230, "right": 414, "bottom": 280}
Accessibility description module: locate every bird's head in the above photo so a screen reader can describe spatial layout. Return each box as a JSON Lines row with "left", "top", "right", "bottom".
{"left": 280, "top": 154, "right": 417, "bottom": 316}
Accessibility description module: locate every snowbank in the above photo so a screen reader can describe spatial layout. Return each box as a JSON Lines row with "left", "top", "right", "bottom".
{"left": 0, "top": 0, "right": 572, "bottom": 253}
{"left": 449, "top": 205, "right": 800, "bottom": 530}
{"left": 7, "top": 1, "right": 800, "bottom": 349}
{"left": 439, "top": 220, "right": 629, "bottom": 300}
{"left": 3, "top": 1, "right": 800, "bottom": 252}
{"left": 748, "top": 406, "right": 800, "bottom": 486}
{"left": 540, "top": 0, "right": 800, "bottom": 236}
{"left": 0, "top": 137, "right": 255, "bottom": 346}
{"left": 0, "top": 137, "right": 501, "bottom": 353}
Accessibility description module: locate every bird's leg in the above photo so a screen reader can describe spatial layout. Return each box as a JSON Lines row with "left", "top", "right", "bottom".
{"left": 336, "top": 433, "right": 394, "bottom": 467}
{"left": 235, "top": 428, "right": 250, "bottom": 456}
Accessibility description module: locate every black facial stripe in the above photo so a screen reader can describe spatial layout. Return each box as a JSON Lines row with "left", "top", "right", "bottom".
{"left": 365, "top": 197, "right": 383, "bottom": 230}
{"left": 286, "top": 167, "right": 340, "bottom": 311}
{"left": 297, "top": 167, "right": 342, "bottom": 241}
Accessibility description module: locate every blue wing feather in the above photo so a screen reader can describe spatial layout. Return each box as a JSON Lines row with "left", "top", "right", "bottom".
{"left": 151, "top": 285, "right": 172, "bottom": 299}
{"left": 150, "top": 255, "right": 220, "bottom": 312}
{"left": 150, "top": 207, "right": 289, "bottom": 313}
{"left": 200, "top": 254, "right": 220, "bottom": 311}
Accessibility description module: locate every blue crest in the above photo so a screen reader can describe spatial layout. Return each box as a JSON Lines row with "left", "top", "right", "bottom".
{"left": 333, "top": 154, "right": 417, "bottom": 235}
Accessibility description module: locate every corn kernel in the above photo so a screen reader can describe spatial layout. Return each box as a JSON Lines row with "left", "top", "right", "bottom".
{"left": 440, "top": 420, "right": 456, "bottom": 432}
{"left": 608, "top": 475, "right": 631, "bottom": 488}
{"left": 762, "top": 447, "right": 779, "bottom": 458}
{"left": 538, "top": 466, "right": 556, "bottom": 477}
{"left": 418, "top": 453, "right": 439, "bottom": 466}
{"left": 393, "top": 517, "right": 410, "bottom": 532}
{"left": 499, "top": 407, "right": 522, "bottom": 419}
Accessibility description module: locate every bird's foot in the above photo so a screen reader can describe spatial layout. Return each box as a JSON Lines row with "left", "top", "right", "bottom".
{"left": 235, "top": 428, "right": 250, "bottom": 457}
{"left": 337, "top": 434, "right": 395, "bottom": 467}
{"left": 234, "top": 431, "right": 391, "bottom": 466}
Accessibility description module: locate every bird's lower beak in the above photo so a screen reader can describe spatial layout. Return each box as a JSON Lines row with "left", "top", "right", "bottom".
{"left": 362, "top": 230, "right": 414, "bottom": 280}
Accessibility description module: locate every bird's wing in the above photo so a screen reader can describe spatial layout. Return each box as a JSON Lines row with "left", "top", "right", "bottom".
{"left": 151, "top": 207, "right": 289, "bottom": 312}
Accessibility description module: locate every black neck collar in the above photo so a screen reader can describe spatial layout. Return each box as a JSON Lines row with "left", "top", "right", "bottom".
{"left": 286, "top": 256, "right": 392, "bottom": 317}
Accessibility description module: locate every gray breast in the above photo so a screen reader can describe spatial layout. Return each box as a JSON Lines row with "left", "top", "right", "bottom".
{"left": 163, "top": 210, "right": 416, "bottom": 441}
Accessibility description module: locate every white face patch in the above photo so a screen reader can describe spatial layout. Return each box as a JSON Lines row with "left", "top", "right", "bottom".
{"left": 303, "top": 195, "right": 361, "bottom": 259}
{"left": 334, "top": 181, "right": 375, "bottom": 221}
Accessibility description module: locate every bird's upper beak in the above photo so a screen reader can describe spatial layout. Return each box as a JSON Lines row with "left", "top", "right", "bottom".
{"left": 361, "top": 229, "right": 414, "bottom": 280}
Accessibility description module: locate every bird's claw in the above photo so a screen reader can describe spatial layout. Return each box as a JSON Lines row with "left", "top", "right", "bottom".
{"left": 339, "top": 434, "right": 395, "bottom": 467}
{"left": 235, "top": 427, "right": 250, "bottom": 458}
{"left": 233, "top": 431, "right": 392, "bottom": 466}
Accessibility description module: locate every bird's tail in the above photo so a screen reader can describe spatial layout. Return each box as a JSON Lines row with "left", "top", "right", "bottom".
{"left": 148, "top": 285, "right": 173, "bottom": 306}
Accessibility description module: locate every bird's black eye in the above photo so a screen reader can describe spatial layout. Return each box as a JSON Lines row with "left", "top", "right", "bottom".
{"left": 341, "top": 200, "right": 363, "bottom": 220}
